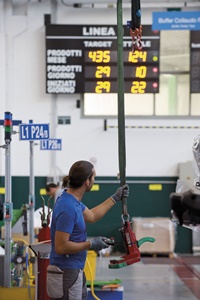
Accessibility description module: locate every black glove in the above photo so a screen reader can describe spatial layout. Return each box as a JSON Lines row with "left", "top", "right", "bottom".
{"left": 111, "top": 184, "right": 129, "bottom": 203}
{"left": 89, "top": 237, "right": 109, "bottom": 252}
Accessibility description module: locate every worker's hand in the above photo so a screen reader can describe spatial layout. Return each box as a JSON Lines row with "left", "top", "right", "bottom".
{"left": 111, "top": 184, "right": 129, "bottom": 203}
{"left": 89, "top": 237, "right": 109, "bottom": 252}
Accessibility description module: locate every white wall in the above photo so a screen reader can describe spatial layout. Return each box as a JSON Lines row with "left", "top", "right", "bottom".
{"left": 0, "top": 1, "right": 197, "bottom": 178}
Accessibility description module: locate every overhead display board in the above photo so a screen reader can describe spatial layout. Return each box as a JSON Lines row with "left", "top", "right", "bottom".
{"left": 46, "top": 24, "right": 160, "bottom": 94}
{"left": 190, "top": 31, "right": 200, "bottom": 93}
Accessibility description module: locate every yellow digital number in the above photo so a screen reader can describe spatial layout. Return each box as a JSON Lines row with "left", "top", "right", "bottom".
{"left": 131, "top": 81, "right": 146, "bottom": 94}
{"left": 88, "top": 51, "right": 96, "bottom": 62}
{"left": 135, "top": 66, "right": 147, "bottom": 78}
{"left": 103, "top": 51, "right": 110, "bottom": 63}
{"left": 95, "top": 66, "right": 111, "bottom": 78}
{"left": 95, "top": 51, "right": 103, "bottom": 63}
{"left": 95, "top": 81, "right": 111, "bottom": 93}
{"left": 128, "top": 51, "right": 147, "bottom": 63}
{"left": 88, "top": 51, "right": 110, "bottom": 63}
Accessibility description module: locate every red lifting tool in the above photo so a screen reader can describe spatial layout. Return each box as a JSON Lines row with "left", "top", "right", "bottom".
{"left": 108, "top": 217, "right": 155, "bottom": 269}
{"left": 127, "top": 0, "right": 142, "bottom": 52}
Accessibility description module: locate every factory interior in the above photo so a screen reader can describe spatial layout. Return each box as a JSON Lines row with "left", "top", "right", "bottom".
{"left": 1, "top": 0, "right": 200, "bottom": 299}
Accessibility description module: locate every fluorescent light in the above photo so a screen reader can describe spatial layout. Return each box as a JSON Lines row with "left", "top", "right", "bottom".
{"left": 65, "top": 1, "right": 200, "bottom": 9}
{"left": 187, "top": 2, "right": 200, "bottom": 6}
{"left": 141, "top": 2, "right": 185, "bottom": 8}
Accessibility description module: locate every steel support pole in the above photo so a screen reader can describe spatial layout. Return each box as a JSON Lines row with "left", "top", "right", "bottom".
{"left": 4, "top": 141, "right": 12, "bottom": 287}
{"left": 3, "top": 111, "right": 13, "bottom": 288}
{"left": 29, "top": 120, "right": 35, "bottom": 245}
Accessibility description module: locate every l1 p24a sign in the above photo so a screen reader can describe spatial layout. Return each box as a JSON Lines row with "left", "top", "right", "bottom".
{"left": 19, "top": 124, "right": 50, "bottom": 140}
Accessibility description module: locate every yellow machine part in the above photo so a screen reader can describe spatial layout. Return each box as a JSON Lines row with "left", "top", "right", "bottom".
{"left": 0, "top": 287, "right": 35, "bottom": 300}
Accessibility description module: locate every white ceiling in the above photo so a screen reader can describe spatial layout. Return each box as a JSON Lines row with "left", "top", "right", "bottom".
{"left": 64, "top": 0, "right": 200, "bottom": 8}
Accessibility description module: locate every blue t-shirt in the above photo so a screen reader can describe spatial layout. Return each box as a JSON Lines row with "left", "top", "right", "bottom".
{"left": 50, "top": 190, "right": 87, "bottom": 269}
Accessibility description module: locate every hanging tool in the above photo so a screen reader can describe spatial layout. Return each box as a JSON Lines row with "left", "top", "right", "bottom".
{"left": 170, "top": 135, "right": 200, "bottom": 230}
{"left": 39, "top": 196, "right": 52, "bottom": 227}
{"left": 171, "top": 189, "right": 200, "bottom": 227}
{"left": 21, "top": 203, "right": 28, "bottom": 236}
{"left": 107, "top": 187, "right": 155, "bottom": 268}
{"left": 47, "top": 196, "right": 52, "bottom": 226}
{"left": 127, "top": 0, "right": 142, "bottom": 52}
{"left": 108, "top": 0, "right": 154, "bottom": 269}
{"left": 108, "top": 219, "right": 155, "bottom": 269}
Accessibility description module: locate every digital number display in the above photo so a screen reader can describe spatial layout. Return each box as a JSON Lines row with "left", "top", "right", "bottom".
{"left": 88, "top": 50, "right": 111, "bottom": 63}
{"left": 85, "top": 66, "right": 159, "bottom": 79}
{"left": 46, "top": 25, "right": 160, "bottom": 94}
{"left": 190, "top": 31, "right": 200, "bottom": 93}
{"left": 84, "top": 80, "right": 158, "bottom": 94}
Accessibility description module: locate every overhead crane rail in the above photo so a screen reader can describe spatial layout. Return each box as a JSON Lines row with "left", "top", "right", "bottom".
{"left": 103, "top": 120, "right": 200, "bottom": 130}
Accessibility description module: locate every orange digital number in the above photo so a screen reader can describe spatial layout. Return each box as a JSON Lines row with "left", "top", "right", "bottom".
{"left": 135, "top": 66, "right": 147, "bottom": 78}
{"left": 128, "top": 51, "right": 147, "bottom": 63}
{"left": 95, "top": 66, "right": 111, "bottom": 78}
{"left": 131, "top": 81, "right": 146, "bottom": 94}
{"left": 95, "top": 81, "right": 111, "bottom": 93}
{"left": 88, "top": 51, "right": 110, "bottom": 63}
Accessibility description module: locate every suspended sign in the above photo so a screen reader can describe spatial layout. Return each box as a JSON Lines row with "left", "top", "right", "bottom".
{"left": 152, "top": 11, "right": 200, "bottom": 30}
{"left": 46, "top": 24, "right": 160, "bottom": 94}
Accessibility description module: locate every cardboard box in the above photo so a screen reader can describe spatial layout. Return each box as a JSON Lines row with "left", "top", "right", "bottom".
{"left": 132, "top": 217, "right": 175, "bottom": 254}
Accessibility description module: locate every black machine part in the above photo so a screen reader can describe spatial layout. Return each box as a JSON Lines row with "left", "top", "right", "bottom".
{"left": 170, "top": 189, "right": 200, "bottom": 226}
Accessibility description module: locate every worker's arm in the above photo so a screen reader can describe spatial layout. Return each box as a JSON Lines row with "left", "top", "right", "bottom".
{"left": 55, "top": 230, "right": 90, "bottom": 254}
{"left": 83, "top": 197, "right": 114, "bottom": 223}
{"left": 83, "top": 184, "right": 129, "bottom": 223}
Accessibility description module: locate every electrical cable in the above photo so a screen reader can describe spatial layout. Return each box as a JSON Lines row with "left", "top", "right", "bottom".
{"left": 26, "top": 246, "right": 33, "bottom": 300}
{"left": 85, "top": 256, "right": 100, "bottom": 300}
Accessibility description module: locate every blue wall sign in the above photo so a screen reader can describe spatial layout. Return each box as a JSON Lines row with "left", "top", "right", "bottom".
{"left": 19, "top": 124, "right": 50, "bottom": 140}
{"left": 152, "top": 11, "right": 200, "bottom": 30}
{"left": 40, "top": 139, "right": 62, "bottom": 150}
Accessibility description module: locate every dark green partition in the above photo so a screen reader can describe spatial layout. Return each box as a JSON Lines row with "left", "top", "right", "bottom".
{"left": 83, "top": 176, "right": 192, "bottom": 254}
{"left": 0, "top": 175, "right": 192, "bottom": 253}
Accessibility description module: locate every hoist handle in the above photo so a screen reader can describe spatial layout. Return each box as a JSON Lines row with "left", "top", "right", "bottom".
{"left": 121, "top": 197, "right": 129, "bottom": 221}
{"left": 137, "top": 237, "right": 155, "bottom": 248}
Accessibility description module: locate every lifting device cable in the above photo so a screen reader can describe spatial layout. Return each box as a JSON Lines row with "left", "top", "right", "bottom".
{"left": 108, "top": 0, "right": 155, "bottom": 269}
{"left": 117, "top": 0, "right": 128, "bottom": 220}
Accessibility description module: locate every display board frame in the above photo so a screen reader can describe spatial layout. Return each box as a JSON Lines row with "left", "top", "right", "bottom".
{"left": 45, "top": 24, "right": 160, "bottom": 94}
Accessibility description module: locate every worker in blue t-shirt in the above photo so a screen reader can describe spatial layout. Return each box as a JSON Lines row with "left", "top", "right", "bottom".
{"left": 47, "top": 160, "right": 129, "bottom": 300}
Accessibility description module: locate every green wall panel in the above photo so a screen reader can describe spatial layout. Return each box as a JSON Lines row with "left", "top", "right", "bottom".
{"left": 11, "top": 176, "right": 48, "bottom": 210}
{"left": 0, "top": 175, "right": 192, "bottom": 253}
{"left": 83, "top": 177, "right": 192, "bottom": 254}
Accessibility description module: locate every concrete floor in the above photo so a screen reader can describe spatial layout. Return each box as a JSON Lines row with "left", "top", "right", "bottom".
{"left": 93, "top": 254, "right": 200, "bottom": 300}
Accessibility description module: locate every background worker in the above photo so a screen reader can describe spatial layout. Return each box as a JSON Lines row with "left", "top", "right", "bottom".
{"left": 45, "top": 182, "right": 63, "bottom": 203}
{"left": 47, "top": 160, "right": 129, "bottom": 300}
